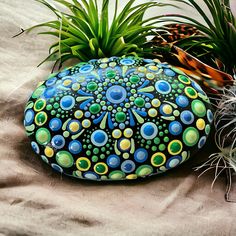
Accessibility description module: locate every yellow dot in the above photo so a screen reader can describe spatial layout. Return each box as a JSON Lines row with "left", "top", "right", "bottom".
{"left": 146, "top": 73, "right": 155, "bottom": 80}
{"left": 148, "top": 108, "right": 157, "bottom": 117}
{"left": 69, "top": 122, "right": 80, "bottom": 132}
{"left": 123, "top": 153, "right": 130, "bottom": 159}
{"left": 196, "top": 118, "right": 205, "bottom": 130}
{"left": 124, "top": 128, "right": 133, "bottom": 138}
{"left": 151, "top": 99, "right": 161, "bottom": 107}
{"left": 163, "top": 104, "right": 173, "bottom": 115}
{"left": 74, "top": 110, "right": 83, "bottom": 119}
{"left": 72, "top": 83, "right": 80, "bottom": 91}
{"left": 63, "top": 79, "right": 72, "bottom": 86}
{"left": 126, "top": 174, "right": 137, "bottom": 180}
{"left": 44, "top": 146, "right": 54, "bottom": 158}
{"left": 119, "top": 139, "right": 131, "bottom": 150}
{"left": 112, "top": 129, "right": 122, "bottom": 139}
{"left": 82, "top": 119, "right": 91, "bottom": 128}
{"left": 149, "top": 65, "right": 158, "bottom": 71}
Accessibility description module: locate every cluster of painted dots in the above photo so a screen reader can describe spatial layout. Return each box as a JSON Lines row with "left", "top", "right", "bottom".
{"left": 24, "top": 57, "right": 213, "bottom": 181}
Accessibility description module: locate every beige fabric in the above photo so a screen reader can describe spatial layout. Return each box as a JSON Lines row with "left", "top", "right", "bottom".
{"left": 1, "top": 1, "right": 236, "bottom": 235}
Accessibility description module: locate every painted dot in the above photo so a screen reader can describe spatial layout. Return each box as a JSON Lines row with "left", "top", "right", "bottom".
{"left": 134, "top": 148, "right": 148, "bottom": 163}
{"left": 44, "top": 146, "right": 54, "bottom": 157}
{"left": 51, "top": 163, "right": 63, "bottom": 173}
{"left": 115, "top": 112, "right": 126, "bottom": 122}
{"left": 169, "top": 121, "right": 182, "bottom": 135}
{"left": 74, "top": 110, "right": 83, "bottom": 119}
{"left": 76, "top": 157, "right": 91, "bottom": 171}
{"left": 24, "top": 109, "right": 34, "bottom": 126}
{"left": 60, "top": 95, "right": 75, "bottom": 110}
{"left": 106, "top": 70, "right": 116, "bottom": 78}
{"left": 120, "top": 58, "right": 135, "bottom": 65}
{"left": 198, "top": 136, "right": 207, "bottom": 148}
{"left": 148, "top": 108, "right": 158, "bottom": 117}
{"left": 166, "top": 156, "right": 182, "bottom": 169}
{"left": 151, "top": 99, "right": 161, "bottom": 107}
{"left": 191, "top": 100, "right": 206, "bottom": 117}
{"left": 207, "top": 109, "right": 213, "bottom": 123}
{"left": 49, "top": 118, "right": 62, "bottom": 131}
{"left": 79, "top": 64, "right": 94, "bottom": 73}
{"left": 68, "top": 140, "right": 82, "bottom": 154}
{"left": 130, "top": 75, "right": 140, "bottom": 84}
{"left": 180, "top": 110, "right": 194, "bottom": 124}
{"left": 35, "top": 111, "right": 47, "bottom": 126}
{"left": 168, "top": 140, "right": 183, "bottom": 155}
{"left": 121, "top": 160, "right": 136, "bottom": 173}
{"left": 196, "top": 118, "right": 205, "bottom": 130}
{"left": 178, "top": 75, "right": 191, "bottom": 84}
{"left": 67, "top": 120, "right": 81, "bottom": 134}
{"left": 56, "top": 151, "right": 74, "bottom": 168}
{"left": 185, "top": 87, "right": 198, "bottom": 99}
{"left": 36, "top": 128, "right": 51, "bottom": 145}
{"left": 140, "top": 122, "right": 158, "bottom": 140}
{"left": 82, "top": 119, "right": 91, "bottom": 128}
{"left": 124, "top": 128, "right": 133, "bottom": 138}
{"left": 106, "top": 85, "right": 127, "bottom": 104}
{"left": 34, "top": 99, "right": 46, "bottom": 111}
{"left": 94, "top": 162, "right": 108, "bottom": 175}
{"left": 155, "top": 80, "right": 171, "bottom": 94}
{"left": 135, "top": 165, "right": 153, "bottom": 177}
{"left": 31, "top": 141, "right": 39, "bottom": 154}
{"left": 119, "top": 138, "right": 131, "bottom": 151}
{"left": 91, "top": 130, "right": 108, "bottom": 147}
{"left": 51, "top": 135, "right": 65, "bottom": 149}
{"left": 44, "top": 87, "right": 56, "bottom": 99}
{"left": 89, "top": 104, "right": 101, "bottom": 114}
{"left": 83, "top": 171, "right": 99, "bottom": 180}
{"left": 134, "top": 97, "right": 145, "bottom": 107}
{"left": 112, "top": 129, "right": 122, "bottom": 139}
{"left": 107, "top": 155, "right": 120, "bottom": 168}
{"left": 160, "top": 104, "right": 173, "bottom": 116}
{"left": 176, "top": 95, "right": 189, "bottom": 108}
{"left": 164, "top": 69, "right": 175, "bottom": 77}
{"left": 205, "top": 124, "right": 211, "bottom": 135}
{"left": 87, "top": 81, "right": 98, "bottom": 91}
{"left": 151, "top": 152, "right": 166, "bottom": 167}
{"left": 109, "top": 170, "right": 125, "bottom": 180}
{"left": 183, "top": 127, "right": 199, "bottom": 146}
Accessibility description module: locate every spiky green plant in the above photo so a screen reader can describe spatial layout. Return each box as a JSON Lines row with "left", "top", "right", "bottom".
{"left": 24, "top": 0, "right": 173, "bottom": 70}
{"left": 159, "top": 0, "right": 236, "bottom": 75}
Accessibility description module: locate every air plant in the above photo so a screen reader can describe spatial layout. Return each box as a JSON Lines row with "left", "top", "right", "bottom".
{"left": 19, "top": 0, "right": 174, "bottom": 71}
{"left": 158, "top": 0, "right": 236, "bottom": 76}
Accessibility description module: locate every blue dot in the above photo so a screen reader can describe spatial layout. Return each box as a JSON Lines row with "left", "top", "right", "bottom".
{"left": 198, "top": 136, "right": 206, "bottom": 148}
{"left": 121, "top": 160, "right": 136, "bottom": 173}
{"left": 24, "top": 109, "right": 34, "bottom": 126}
{"left": 166, "top": 156, "right": 182, "bottom": 169}
{"left": 155, "top": 80, "right": 171, "bottom": 94}
{"left": 164, "top": 69, "right": 176, "bottom": 77}
{"left": 120, "top": 58, "right": 135, "bottom": 65}
{"left": 79, "top": 64, "right": 94, "bottom": 73}
{"left": 176, "top": 95, "right": 189, "bottom": 108}
{"left": 207, "top": 109, "right": 213, "bottom": 123}
{"left": 83, "top": 171, "right": 99, "bottom": 180}
{"left": 169, "top": 121, "right": 183, "bottom": 135}
{"left": 180, "top": 110, "right": 194, "bottom": 124}
{"left": 49, "top": 118, "right": 62, "bottom": 131}
{"left": 58, "top": 70, "right": 70, "bottom": 78}
{"left": 134, "top": 148, "right": 148, "bottom": 163}
{"left": 106, "top": 85, "right": 127, "bottom": 104}
{"left": 31, "top": 141, "right": 39, "bottom": 154}
{"left": 46, "top": 77, "right": 57, "bottom": 86}
{"left": 107, "top": 155, "right": 120, "bottom": 168}
{"left": 51, "top": 163, "right": 63, "bottom": 173}
{"left": 91, "top": 130, "right": 108, "bottom": 147}
{"left": 51, "top": 135, "right": 65, "bottom": 149}
{"left": 44, "top": 87, "right": 56, "bottom": 98}
{"left": 144, "top": 125, "right": 154, "bottom": 136}
{"left": 141, "top": 122, "right": 158, "bottom": 139}
{"left": 60, "top": 95, "right": 75, "bottom": 110}
{"left": 68, "top": 140, "right": 82, "bottom": 154}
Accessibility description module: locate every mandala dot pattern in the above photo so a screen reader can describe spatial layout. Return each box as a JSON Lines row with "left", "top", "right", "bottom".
{"left": 24, "top": 57, "right": 213, "bottom": 181}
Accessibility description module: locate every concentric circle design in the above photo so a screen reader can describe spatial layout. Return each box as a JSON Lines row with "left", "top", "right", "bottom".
{"left": 24, "top": 56, "right": 213, "bottom": 181}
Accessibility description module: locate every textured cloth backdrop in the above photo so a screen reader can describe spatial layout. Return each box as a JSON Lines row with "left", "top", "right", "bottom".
{"left": 0, "top": 0, "right": 236, "bottom": 235}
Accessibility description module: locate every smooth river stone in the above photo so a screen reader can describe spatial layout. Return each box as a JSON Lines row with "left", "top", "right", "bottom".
{"left": 24, "top": 57, "right": 213, "bottom": 181}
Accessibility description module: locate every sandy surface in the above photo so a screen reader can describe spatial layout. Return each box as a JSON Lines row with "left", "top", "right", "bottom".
{"left": 0, "top": 1, "right": 236, "bottom": 235}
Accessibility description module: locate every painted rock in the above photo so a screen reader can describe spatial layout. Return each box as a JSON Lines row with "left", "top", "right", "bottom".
{"left": 24, "top": 57, "right": 213, "bottom": 181}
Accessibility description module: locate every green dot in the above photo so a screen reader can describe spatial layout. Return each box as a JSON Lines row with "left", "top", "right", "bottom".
{"left": 135, "top": 165, "right": 153, "bottom": 177}
{"left": 130, "top": 75, "right": 140, "bottom": 84}
{"left": 86, "top": 150, "right": 91, "bottom": 156}
{"left": 46, "top": 104, "right": 53, "bottom": 111}
{"left": 191, "top": 100, "right": 206, "bottom": 117}
{"left": 92, "top": 156, "right": 98, "bottom": 162}
{"left": 109, "top": 170, "right": 125, "bottom": 180}
{"left": 51, "top": 110, "right": 56, "bottom": 115}
{"left": 88, "top": 144, "right": 93, "bottom": 149}
{"left": 78, "top": 159, "right": 89, "bottom": 169}
{"left": 152, "top": 146, "right": 157, "bottom": 151}
{"left": 89, "top": 104, "right": 101, "bottom": 114}
{"left": 106, "top": 70, "right": 116, "bottom": 78}
{"left": 87, "top": 82, "right": 98, "bottom": 91}
{"left": 101, "top": 147, "right": 106, "bottom": 152}
{"left": 159, "top": 132, "right": 164, "bottom": 137}
{"left": 205, "top": 124, "right": 211, "bottom": 135}
{"left": 164, "top": 137, "right": 169, "bottom": 142}
{"left": 154, "top": 137, "right": 160, "bottom": 145}
{"left": 32, "top": 85, "right": 45, "bottom": 99}
{"left": 134, "top": 97, "right": 145, "bottom": 107}
{"left": 179, "top": 75, "right": 190, "bottom": 83}
{"left": 36, "top": 128, "right": 51, "bottom": 145}
{"left": 183, "top": 127, "right": 199, "bottom": 146}
{"left": 56, "top": 151, "right": 74, "bottom": 168}
{"left": 95, "top": 164, "right": 106, "bottom": 173}
{"left": 53, "top": 103, "right": 59, "bottom": 109}
{"left": 115, "top": 112, "right": 126, "bottom": 122}
{"left": 100, "top": 154, "right": 105, "bottom": 159}
{"left": 152, "top": 154, "right": 165, "bottom": 166}
{"left": 35, "top": 112, "right": 47, "bottom": 125}
{"left": 35, "top": 99, "right": 45, "bottom": 110}
{"left": 159, "top": 144, "right": 166, "bottom": 151}
{"left": 93, "top": 148, "right": 99, "bottom": 154}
